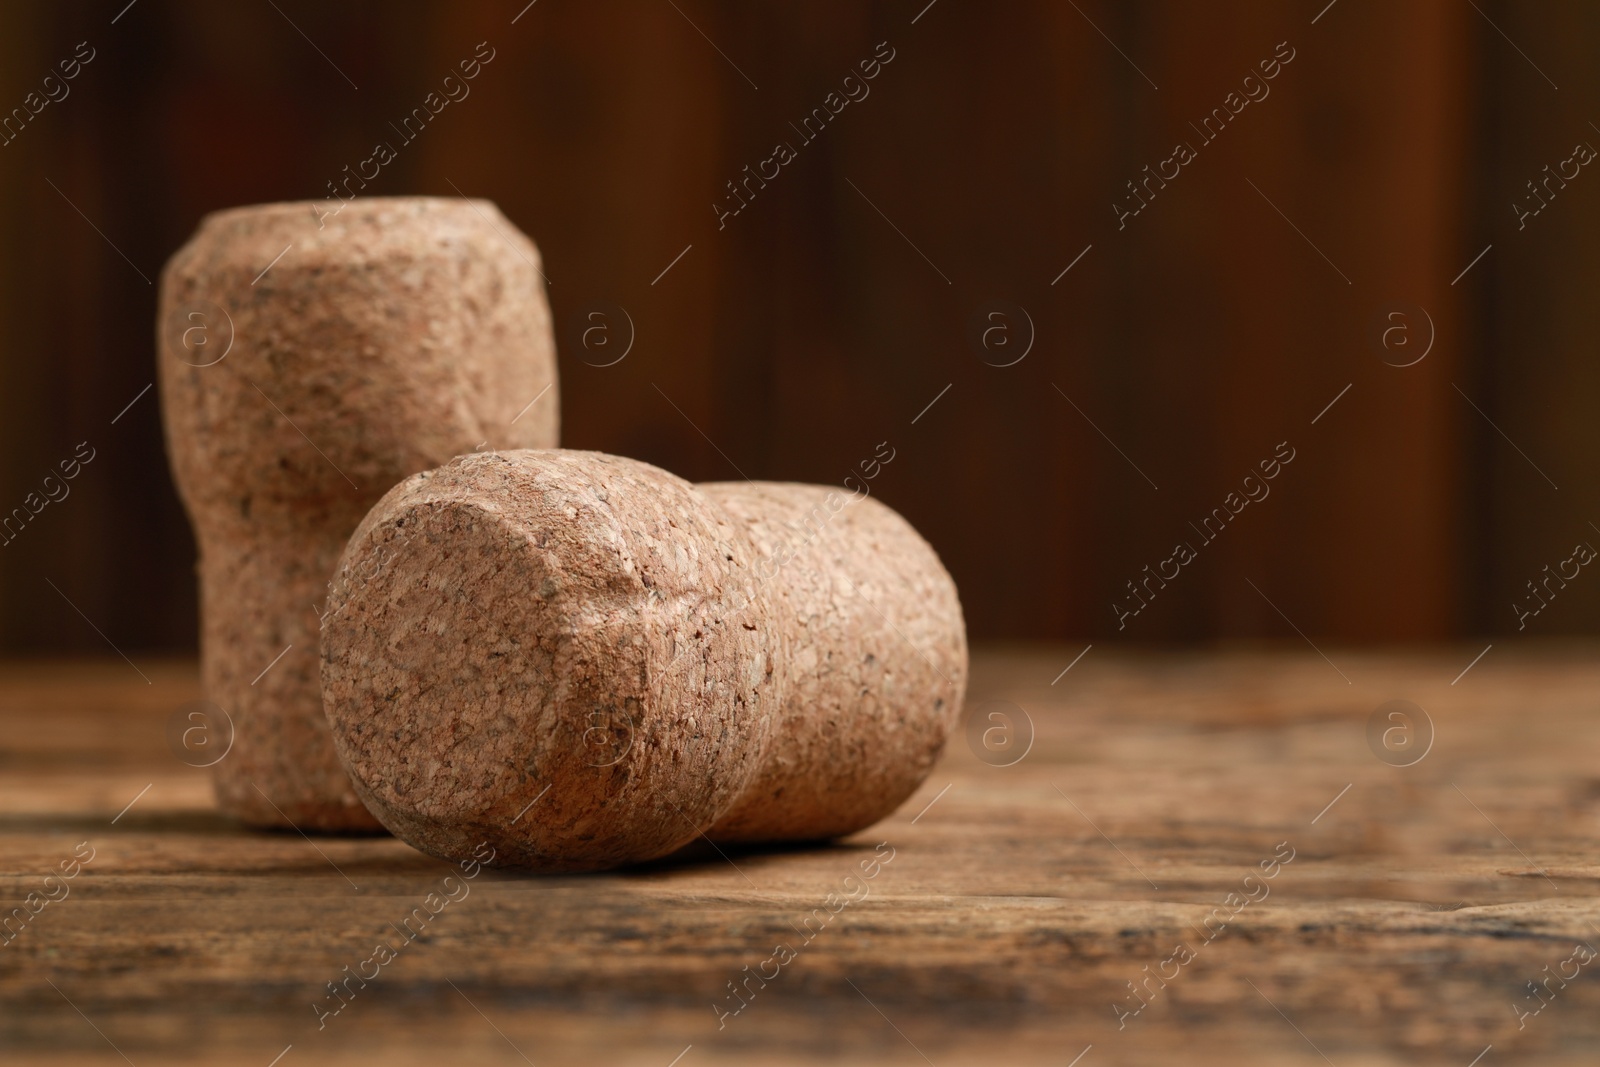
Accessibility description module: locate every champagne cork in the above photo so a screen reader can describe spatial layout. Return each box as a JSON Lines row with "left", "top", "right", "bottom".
{"left": 158, "top": 197, "right": 558, "bottom": 831}
{"left": 319, "top": 449, "right": 966, "bottom": 870}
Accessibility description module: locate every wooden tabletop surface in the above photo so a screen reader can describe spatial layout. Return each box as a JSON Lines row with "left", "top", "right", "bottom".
{"left": 2, "top": 645, "right": 1598, "bottom": 1066}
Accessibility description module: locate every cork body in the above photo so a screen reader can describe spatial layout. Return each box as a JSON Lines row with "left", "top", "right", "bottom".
{"left": 700, "top": 482, "right": 967, "bottom": 842}
{"left": 320, "top": 451, "right": 966, "bottom": 869}
{"left": 320, "top": 450, "right": 782, "bottom": 870}
{"left": 158, "top": 197, "right": 558, "bottom": 830}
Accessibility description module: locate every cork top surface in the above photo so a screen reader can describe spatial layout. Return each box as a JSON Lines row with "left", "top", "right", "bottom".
{"left": 158, "top": 196, "right": 558, "bottom": 518}
{"left": 183, "top": 196, "right": 523, "bottom": 266}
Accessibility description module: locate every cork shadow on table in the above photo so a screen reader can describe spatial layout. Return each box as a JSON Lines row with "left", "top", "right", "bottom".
{"left": 28, "top": 793, "right": 898, "bottom": 880}
{"left": 629, "top": 834, "right": 882, "bottom": 878}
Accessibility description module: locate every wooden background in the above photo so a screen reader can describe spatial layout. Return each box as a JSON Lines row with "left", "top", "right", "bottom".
{"left": 0, "top": 0, "right": 1595, "bottom": 652}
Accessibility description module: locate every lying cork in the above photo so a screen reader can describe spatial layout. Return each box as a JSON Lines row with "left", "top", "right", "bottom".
{"left": 158, "top": 197, "right": 558, "bottom": 831}
{"left": 320, "top": 449, "right": 966, "bottom": 870}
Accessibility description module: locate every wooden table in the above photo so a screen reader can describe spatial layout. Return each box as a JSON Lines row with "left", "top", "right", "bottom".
{"left": 2, "top": 646, "right": 1598, "bottom": 1065}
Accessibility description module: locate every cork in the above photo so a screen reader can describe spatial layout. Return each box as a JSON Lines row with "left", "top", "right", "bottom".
{"left": 319, "top": 450, "right": 967, "bottom": 870}
{"left": 157, "top": 197, "right": 558, "bottom": 831}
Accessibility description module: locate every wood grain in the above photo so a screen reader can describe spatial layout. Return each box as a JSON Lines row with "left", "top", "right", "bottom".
{"left": 2, "top": 646, "right": 1598, "bottom": 1064}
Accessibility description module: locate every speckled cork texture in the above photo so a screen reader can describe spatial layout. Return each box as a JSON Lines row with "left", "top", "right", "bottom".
{"left": 699, "top": 481, "right": 967, "bottom": 842}
{"left": 158, "top": 197, "right": 558, "bottom": 831}
{"left": 319, "top": 450, "right": 782, "bottom": 871}
{"left": 320, "top": 450, "right": 967, "bottom": 870}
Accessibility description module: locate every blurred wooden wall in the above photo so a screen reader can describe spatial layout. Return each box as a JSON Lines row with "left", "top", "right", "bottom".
{"left": 0, "top": 0, "right": 1587, "bottom": 653}
{"left": 1470, "top": 4, "right": 1600, "bottom": 635}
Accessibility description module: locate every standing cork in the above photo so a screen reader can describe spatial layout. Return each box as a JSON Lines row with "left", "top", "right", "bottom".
{"left": 319, "top": 449, "right": 966, "bottom": 869}
{"left": 158, "top": 197, "right": 558, "bottom": 830}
